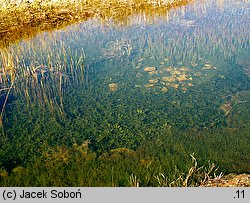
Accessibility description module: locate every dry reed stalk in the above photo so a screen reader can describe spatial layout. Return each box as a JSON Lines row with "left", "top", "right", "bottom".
{"left": 129, "top": 174, "right": 140, "bottom": 187}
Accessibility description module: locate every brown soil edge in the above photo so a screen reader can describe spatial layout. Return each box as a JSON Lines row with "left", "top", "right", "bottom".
{"left": 201, "top": 173, "right": 249, "bottom": 187}
{"left": 0, "top": 0, "right": 191, "bottom": 48}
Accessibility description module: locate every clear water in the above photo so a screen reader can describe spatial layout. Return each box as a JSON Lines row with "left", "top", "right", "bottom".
{"left": 0, "top": 0, "right": 249, "bottom": 155}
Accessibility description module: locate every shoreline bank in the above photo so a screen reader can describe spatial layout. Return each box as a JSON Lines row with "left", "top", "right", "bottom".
{"left": 0, "top": 0, "right": 190, "bottom": 47}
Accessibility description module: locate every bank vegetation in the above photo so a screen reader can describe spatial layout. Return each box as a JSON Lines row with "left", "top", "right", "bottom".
{"left": 0, "top": 0, "right": 190, "bottom": 47}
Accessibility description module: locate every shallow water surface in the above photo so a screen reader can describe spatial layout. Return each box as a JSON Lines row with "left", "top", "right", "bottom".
{"left": 0, "top": 0, "right": 249, "bottom": 171}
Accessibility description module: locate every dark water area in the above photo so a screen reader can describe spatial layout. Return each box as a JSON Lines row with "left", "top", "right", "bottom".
{"left": 0, "top": 0, "right": 249, "bottom": 176}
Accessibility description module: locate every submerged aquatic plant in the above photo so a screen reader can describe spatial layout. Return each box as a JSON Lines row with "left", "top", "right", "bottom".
{"left": 0, "top": 0, "right": 249, "bottom": 188}
{"left": 103, "top": 40, "right": 133, "bottom": 60}
{"left": 0, "top": 49, "right": 16, "bottom": 137}
{"left": 0, "top": 37, "right": 86, "bottom": 134}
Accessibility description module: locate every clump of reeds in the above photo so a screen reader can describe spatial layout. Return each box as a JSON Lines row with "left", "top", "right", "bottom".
{"left": 0, "top": 48, "right": 16, "bottom": 134}
{"left": 0, "top": 36, "right": 85, "bottom": 135}
{"left": 153, "top": 154, "right": 222, "bottom": 187}
{"left": 129, "top": 154, "right": 222, "bottom": 187}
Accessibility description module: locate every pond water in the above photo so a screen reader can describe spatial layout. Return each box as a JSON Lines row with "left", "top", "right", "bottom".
{"left": 0, "top": 0, "right": 249, "bottom": 171}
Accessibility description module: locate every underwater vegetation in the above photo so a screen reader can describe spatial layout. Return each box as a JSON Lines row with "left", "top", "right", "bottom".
{"left": 0, "top": 0, "right": 249, "bottom": 186}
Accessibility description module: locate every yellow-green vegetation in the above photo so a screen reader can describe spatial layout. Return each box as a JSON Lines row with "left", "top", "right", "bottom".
{"left": 0, "top": 0, "right": 190, "bottom": 47}
{"left": 0, "top": 39, "right": 85, "bottom": 130}
{"left": 0, "top": 0, "right": 249, "bottom": 187}
{"left": 0, "top": 140, "right": 221, "bottom": 187}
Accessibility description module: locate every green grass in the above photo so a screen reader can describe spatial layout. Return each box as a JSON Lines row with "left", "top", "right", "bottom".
{"left": 0, "top": 141, "right": 221, "bottom": 187}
